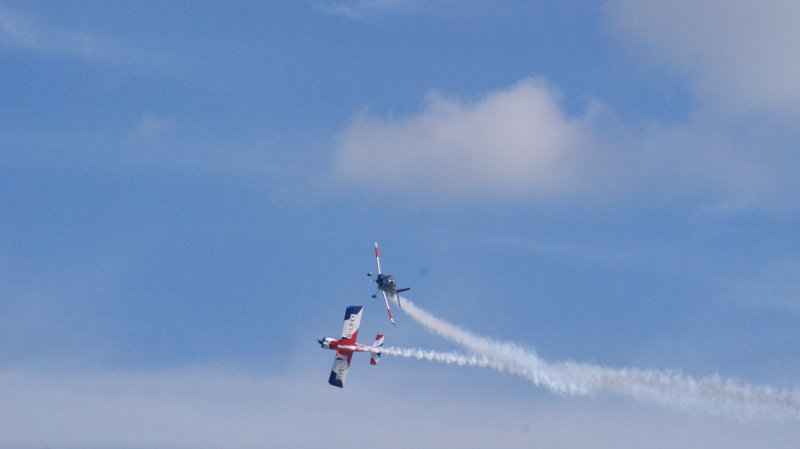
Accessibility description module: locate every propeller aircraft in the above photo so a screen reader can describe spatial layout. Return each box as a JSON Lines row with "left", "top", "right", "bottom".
{"left": 318, "top": 305, "right": 384, "bottom": 388}
{"left": 367, "top": 242, "right": 410, "bottom": 326}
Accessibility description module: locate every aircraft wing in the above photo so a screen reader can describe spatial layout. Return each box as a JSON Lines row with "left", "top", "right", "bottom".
{"left": 381, "top": 290, "right": 396, "bottom": 326}
{"left": 374, "top": 242, "right": 382, "bottom": 274}
{"left": 328, "top": 352, "right": 353, "bottom": 388}
{"left": 339, "top": 305, "right": 363, "bottom": 344}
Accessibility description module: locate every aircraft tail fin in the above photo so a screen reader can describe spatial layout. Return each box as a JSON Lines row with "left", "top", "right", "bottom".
{"left": 371, "top": 334, "right": 384, "bottom": 365}
{"left": 395, "top": 288, "right": 409, "bottom": 309}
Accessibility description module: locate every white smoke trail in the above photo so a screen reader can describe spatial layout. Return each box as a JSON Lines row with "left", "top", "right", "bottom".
{"left": 391, "top": 296, "right": 800, "bottom": 421}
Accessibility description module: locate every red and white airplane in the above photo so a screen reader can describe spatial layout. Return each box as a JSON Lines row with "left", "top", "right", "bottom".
{"left": 318, "top": 305, "right": 384, "bottom": 388}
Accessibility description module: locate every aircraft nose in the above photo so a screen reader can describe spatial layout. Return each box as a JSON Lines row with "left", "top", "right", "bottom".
{"left": 317, "top": 339, "right": 324, "bottom": 346}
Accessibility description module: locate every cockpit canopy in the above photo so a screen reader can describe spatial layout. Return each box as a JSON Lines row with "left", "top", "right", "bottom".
{"left": 377, "top": 273, "right": 396, "bottom": 288}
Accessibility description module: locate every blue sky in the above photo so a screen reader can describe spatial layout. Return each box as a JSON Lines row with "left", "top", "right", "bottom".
{"left": 2, "top": 1, "right": 799, "bottom": 447}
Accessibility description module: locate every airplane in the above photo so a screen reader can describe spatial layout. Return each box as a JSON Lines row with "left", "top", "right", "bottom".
{"left": 367, "top": 242, "right": 410, "bottom": 326}
{"left": 318, "top": 305, "right": 384, "bottom": 388}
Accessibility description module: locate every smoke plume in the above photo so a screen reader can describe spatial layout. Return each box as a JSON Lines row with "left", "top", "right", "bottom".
{"left": 386, "top": 296, "right": 800, "bottom": 421}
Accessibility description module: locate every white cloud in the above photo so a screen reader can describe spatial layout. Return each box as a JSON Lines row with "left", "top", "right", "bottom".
{"left": 605, "top": 1, "right": 800, "bottom": 114}
{"left": 333, "top": 79, "right": 607, "bottom": 200}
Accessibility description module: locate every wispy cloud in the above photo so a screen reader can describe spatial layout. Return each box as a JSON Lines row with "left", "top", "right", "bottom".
{"left": 0, "top": 6, "right": 170, "bottom": 70}
{"left": 605, "top": 1, "right": 800, "bottom": 115}
{"left": 315, "top": 0, "right": 443, "bottom": 20}
{"left": 603, "top": 1, "right": 800, "bottom": 211}
{"left": 132, "top": 114, "right": 174, "bottom": 140}
{"left": 0, "top": 6, "right": 111, "bottom": 59}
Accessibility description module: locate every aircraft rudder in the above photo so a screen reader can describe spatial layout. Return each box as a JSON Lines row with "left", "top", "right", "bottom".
{"left": 371, "top": 334, "right": 384, "bottom": 365}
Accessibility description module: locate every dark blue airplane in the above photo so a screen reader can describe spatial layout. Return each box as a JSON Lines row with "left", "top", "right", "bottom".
{"left": 367, "top": 242, "right": 409, "bottom": 326}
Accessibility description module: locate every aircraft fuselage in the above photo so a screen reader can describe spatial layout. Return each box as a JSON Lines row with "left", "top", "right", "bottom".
{"left": 376, "top": 273, "right": 398, "bottom": 293}
{"left": 318, "top": 337, "right": 372, "bottom": 353}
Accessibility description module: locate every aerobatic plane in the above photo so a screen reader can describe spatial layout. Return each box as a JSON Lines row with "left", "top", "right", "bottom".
{"left": 318, "top": 305, "right": 384, "bottom": 388}
{"left": 367, "top": 242, "right": 410, "bottom": 326}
